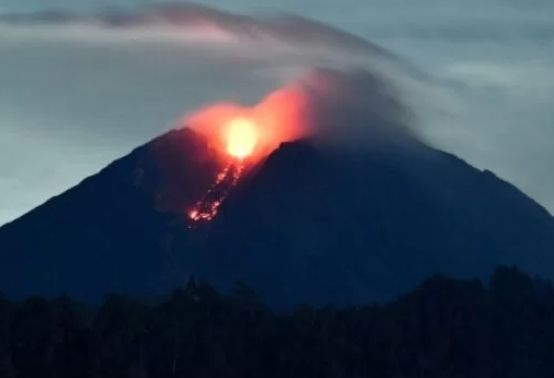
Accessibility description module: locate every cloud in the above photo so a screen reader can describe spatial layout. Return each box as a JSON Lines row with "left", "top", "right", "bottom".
{"left": 0, "top": 3, "right": 389, "bottom": 56}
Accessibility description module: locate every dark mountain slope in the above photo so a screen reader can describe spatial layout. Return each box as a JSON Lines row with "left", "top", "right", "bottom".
{"left": 0, "top": 129, "right": 222, "bottom": 301}
{"left": 182, "top": 141, "right": 554, "bottom": 306}
{"left": 0, "top": 128, "right": 553, "bottom": 306}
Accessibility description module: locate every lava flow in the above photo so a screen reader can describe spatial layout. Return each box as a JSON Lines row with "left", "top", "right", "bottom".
{"left": 188, "top": 161, "right": 245, "bottom": 223}
{"left": 188, "top": 117, "right": 258, "bottom": 224}
{"left": 185, "top": 79, "right": 314, "bottom": 224}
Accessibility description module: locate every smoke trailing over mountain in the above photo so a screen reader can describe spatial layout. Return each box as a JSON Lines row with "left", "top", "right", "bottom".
{"left": 294, "top": 68, "right": 417, "bottom": 148}
{"left": 185, "top": 67, "right": 417, "bottom": 160}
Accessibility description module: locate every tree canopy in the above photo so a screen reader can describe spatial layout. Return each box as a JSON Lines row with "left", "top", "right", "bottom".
{"left": 1, "top": 266, "right": 553, "bottom": 378}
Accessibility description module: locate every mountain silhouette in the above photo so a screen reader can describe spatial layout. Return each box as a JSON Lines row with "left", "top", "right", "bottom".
{"left": 1, "top": 127, "right": 553, "bottom": 306}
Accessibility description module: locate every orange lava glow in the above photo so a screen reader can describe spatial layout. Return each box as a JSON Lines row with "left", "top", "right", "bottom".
{"left": 185, "top": 80, "right": 313, "bottom": 163}
{"left": 184, "top": 78, "right": 318, "bottom": 224}
{"left": 187, "top": 163, "right": 245, "bottom": 224}
{"left": 225, "top": 118, "right": 258, "bottom": 159}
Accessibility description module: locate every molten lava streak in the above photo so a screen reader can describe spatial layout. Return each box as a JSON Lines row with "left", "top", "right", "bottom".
{"left": 188, "top": 117, "right": 259, "bottom": 224}
{"left": 185, "top": 79, "right": 313, "bottom": 224}
{"left": 188, "top": 161, "right": 245, "bottom": 223}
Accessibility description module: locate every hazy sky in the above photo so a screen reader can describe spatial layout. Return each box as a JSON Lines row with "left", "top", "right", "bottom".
{"left": 1, "top": 0, "right": 553, "bottom": 225}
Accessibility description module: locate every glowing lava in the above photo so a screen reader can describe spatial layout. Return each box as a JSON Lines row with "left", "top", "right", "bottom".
{"left": 188, "top": 162, "right": 244, "bottom": 223}
{"left": 185, "top": 78, "right": 315, "bottom": 224}
{"left": 226, "top": 118, "right": 258, "bottom": 159}
{"left": 187, "top": 117, "right": 262, "bottom": 224}
{"left": 185, "top": 78, "right": 313, "bottom": 162}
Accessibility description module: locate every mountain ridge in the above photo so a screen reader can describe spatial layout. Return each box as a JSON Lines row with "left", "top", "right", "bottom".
{"left": 1, "top": 127, "right": 553, "bottom": 306}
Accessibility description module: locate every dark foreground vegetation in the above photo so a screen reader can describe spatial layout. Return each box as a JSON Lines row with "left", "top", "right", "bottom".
{"left": 1, "top": 266, "right": 554, "bottom": 378}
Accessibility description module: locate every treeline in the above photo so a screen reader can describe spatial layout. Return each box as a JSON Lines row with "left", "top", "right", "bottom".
{"left": 1, "top": 266, "right": 554, "bottom": 378}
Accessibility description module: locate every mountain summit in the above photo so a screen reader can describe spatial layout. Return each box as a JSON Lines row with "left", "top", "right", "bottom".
{"left": 1, "top": 127, "right": 553, "bottom": 306}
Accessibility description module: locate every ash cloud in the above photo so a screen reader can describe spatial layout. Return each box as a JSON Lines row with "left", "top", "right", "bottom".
{"left": 185, "top": 66, "right": 418, "bottom": 158}
{"left": 296, "top": 69, "right": 417, "bottom": 149}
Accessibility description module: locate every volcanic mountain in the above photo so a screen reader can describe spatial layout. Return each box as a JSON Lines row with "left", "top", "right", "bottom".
{"left": 1, "top": 127, "right": 553, "bottom": 307}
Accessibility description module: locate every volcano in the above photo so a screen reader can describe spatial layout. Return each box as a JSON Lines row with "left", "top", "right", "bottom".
{"left": 1, "top": 127, "right": 553, "bottom": 307}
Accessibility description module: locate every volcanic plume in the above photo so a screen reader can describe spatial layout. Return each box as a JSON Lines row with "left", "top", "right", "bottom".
{"left": 186, "top": 79, "right": 313, "bottom": 159}
{"left": 181, "top": 68, "right": 416, "bottom": 223}
{"left": 184, "top": 78, "right": 314, "bottom": 223}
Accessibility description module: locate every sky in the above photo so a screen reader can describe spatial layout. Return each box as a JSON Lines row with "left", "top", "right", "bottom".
{"left": 1, "top": 0, "right": 553, "bottom": 225}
